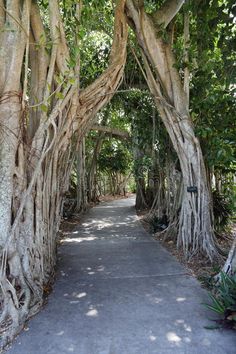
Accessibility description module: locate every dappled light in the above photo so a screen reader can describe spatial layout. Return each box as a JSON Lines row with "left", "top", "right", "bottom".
{"left": 149, "top": 335, "right": 157, "bottom": 342}
{"left": 77, "top": 292, "right": 86, "bottom": 298}
{"left": 6, "top": 197, "right": 235, "bottom": 353}
{"left": 50, "top": 199, "right": 234, "bottom": 353}
{"left": 166, "top": 332, "right": 182, "bottom": 344}
{"left": 56, "top": 331, "right": 64, "bottom": 336}
{"left": 176, "top": 297, "right": 186, "bottom": 302}
{"left": 174, "top": 319, "right": 192, "bottom": 333}
{"left": 86, "top": 309, "right": 98, "bottom": 317}
{"left": 54, "top": 199, "right": 236, "bottom": 353}
{"left": 0, "top": 0, "right": 235, "bottom": 349}
{"left": 62, "top": 236, "right": 98, "bottom": 243}
{"left": 68, "top": 345, "right": 75, "bottom": 352}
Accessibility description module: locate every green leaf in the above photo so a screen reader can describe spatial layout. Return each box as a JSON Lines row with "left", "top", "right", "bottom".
{"left": 68, "top": 77, "right": 76, "bottom": 85}
{"left": 41, "top": 104, "right": 48, "bottom": 113}
{"left": 55, "top": 92, "right": 64, "bottom": 100}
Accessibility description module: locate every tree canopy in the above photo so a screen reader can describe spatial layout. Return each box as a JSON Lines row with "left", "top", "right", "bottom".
{"left": 0, "top": 0, "right": 235, "bottom": 348}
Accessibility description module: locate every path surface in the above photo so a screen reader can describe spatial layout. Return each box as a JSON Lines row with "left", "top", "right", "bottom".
{"left": 7, "top": 197, "right": 235, "bottom": 354}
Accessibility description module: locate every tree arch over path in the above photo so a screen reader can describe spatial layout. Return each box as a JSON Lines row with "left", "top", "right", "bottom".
{"left": 0, "top": 0, "right": 235, "bottom": 347}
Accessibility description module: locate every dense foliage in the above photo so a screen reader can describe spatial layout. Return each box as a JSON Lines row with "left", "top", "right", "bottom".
{"left": 0, "top": 0, "right": 235, "bottom": 346}
{"left": 206, "top": 272, "right": 236, "bottom": 329}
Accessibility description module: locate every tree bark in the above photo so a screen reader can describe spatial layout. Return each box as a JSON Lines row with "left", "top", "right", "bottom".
{"left": 91, "top": 125, "right": 130, "bottom": 139}
{"left": 76, "top": 138, "right": 87, "bottom": 211}
{"left": 87, "top": 133, "right": 105, "bottom": 202}
{"left": 126, "top": 0, "right": 217, "bottom": 259}
{"left": 0, "top": 0, "right": 128, "bottom": 347}
{"left": 215, "top": 236, "right": 236, "bottom": 281}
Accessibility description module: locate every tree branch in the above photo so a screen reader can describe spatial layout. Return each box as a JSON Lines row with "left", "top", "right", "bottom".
{"left": 91, "top": 125, "right": 130, "bottom": 139}
{"left": 0, "top": 1, "right": 5, "bottom": 27}
{"left": 49, "top": 0, "right": 70, "bottom": 73}
{"left": 152, "top": 0, "right": 185, "bottom": 28}
{"left": 76, "top": 0, "right": 128, "bottom": 135}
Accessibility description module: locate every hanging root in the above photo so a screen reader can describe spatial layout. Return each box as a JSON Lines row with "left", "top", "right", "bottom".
{"left": 214, "top": 236, "right": 236, "bottom": 283}
{"left": 177, "top": 186, "right": 220, "bottom": 262}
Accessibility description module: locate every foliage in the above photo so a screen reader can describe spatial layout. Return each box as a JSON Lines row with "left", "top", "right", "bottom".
{"left": 168, "top": 0, "right": 236, "bottom": 183}
{"left": 148, "top": 213, "right": 168, "bottom": 233}
{"left": 187, "top": 1, "right": 236, "bottom": 231}
{"left": 127, "top": 178, "right": 137, "bottom": 193}
{"left": 39, "top": 0, "right": 114, "bottom": 86}
{"left": 205, "top": 272, "right": 236, "bottom": 329}
{"left": 79, "top": 0, "right": 114, "bottom": 86}
{"left": 97, "top": 139, "right": 132, "bottom": 175}
{"left": 80, "top": 32, "right": 112, "bottom": 86}
{"left": 84, "top": 102, "right": 133, "bottom": 198}
{"left": 213, "top": 191, "right": 234, "bottom": 232}
{"left": 190, "top": 1, "right": 236, "bottom": 174}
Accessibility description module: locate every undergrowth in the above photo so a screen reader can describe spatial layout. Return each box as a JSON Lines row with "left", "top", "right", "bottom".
{"left": 205, "top": 272, "right": 236, "bottom": 330}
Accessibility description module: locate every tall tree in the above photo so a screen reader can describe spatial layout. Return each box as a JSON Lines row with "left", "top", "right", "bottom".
{"left": 125, "top": 0, "right": 217, "bottom": 259}
{"left": 0, "top": 0, "right": 127, "bottom": 346}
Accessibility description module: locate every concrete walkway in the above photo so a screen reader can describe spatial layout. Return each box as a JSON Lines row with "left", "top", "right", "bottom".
{"left": 7, "top": 197, "right": 235, "bottom": 354}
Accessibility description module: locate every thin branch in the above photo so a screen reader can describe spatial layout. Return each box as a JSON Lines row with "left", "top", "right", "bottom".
{"left": 130, "top": 45, "right": 148, "bottom": 83}
{"left": 28, "top": 79, "right": 66, "bottom": 108}
{"left": 91, "top": 124, "right": 130, "bottom": 139}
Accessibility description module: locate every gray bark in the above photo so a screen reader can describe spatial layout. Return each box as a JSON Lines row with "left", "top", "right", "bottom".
{"left": 126, "top": 0, "right": 217, "bottom": 259}
{"left": 0, "top": 0, "right": 128, "bottom": 347}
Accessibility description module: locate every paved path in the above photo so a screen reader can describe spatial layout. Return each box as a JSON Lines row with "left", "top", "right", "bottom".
{"left": 7, "top": 197, "right": 236, "bottom": 354}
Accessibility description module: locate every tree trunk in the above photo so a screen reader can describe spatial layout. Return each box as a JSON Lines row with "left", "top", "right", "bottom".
{"left": 132, "top": 131, "right": 148, "bottom": 209}
{"left": 215, "top": 237, "right": 236, "bottom": 281}
{"left": 76, "top": 138, "right": 87, "bottom": 212}
{"left": 87, "top": 132, "right": 105, "bottom": 202}
{"left": 221, "top": 237, "right": 236, "bottom": 276}
{"left": 0, "top": 0, "right": 128, "bottom": 347}
{"left": 126, "top": 0, "right": 217, "bottom": 259}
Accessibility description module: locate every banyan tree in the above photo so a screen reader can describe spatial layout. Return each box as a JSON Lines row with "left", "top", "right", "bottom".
{"left": 0, "top": 0, "right": 127, "bottom": 345}
{"left": 0, "top": 0, "right": 235, "bottom": 347}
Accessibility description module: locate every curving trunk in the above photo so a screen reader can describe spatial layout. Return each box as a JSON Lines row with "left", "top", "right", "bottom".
{"left": 215, "top": 237, "right": 236, "bottom": 281}
{"left": 0, "top": 0, "right": 127, "bottom": 347}
{"left": 125, "top": 0, "right": 217, "bottom": 259}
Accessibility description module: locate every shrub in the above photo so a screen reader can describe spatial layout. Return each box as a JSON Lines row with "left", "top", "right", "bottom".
{"left": 149, "top": 213, "right": 168, "bottom": 233}
{"left": 213, "top": 191, "right": 233, "bottom": 232}
{"left": 205, "top": 272, "right": 236, "bottom": 329}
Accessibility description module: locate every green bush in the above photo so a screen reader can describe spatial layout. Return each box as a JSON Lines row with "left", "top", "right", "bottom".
{"left": 212, "top": 191, "right": 233, "bottom": 232}
{"left": 205, "top": 272, "right": 236, "bottom": 329}
{"left": 149, "top": 214, "right": 168, "bottom": 233}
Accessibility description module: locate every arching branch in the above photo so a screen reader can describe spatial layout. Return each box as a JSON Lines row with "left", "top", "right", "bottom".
{"left": 151, "top": 0, "right": 185, "bottom": 28}
{"left": 74, "top": 0, "right": 128, "bottom": 136}
{"left": 91, "top": 125, "right": 130, "bottom": 139}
